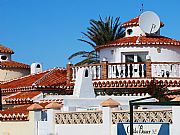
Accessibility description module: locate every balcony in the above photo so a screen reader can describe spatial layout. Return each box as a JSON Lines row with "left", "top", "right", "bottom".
{"left": 67, "top": 61, "right": 180, "bottom": 82}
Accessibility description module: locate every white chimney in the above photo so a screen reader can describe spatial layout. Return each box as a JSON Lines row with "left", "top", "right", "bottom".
{"left": 73, "top": 67, "right": 95, "bottom": 98}
{"left": 31, "top": 63, "right": 42, "bottom": 74}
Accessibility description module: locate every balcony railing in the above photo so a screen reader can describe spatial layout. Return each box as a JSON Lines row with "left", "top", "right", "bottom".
{"left": 66, "top": 61, "right": 180, "bottom": 82}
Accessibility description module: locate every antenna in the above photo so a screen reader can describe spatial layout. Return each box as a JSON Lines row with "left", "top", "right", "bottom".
{"left": 140, "top": 3, "right": 144, "bottom": 13}
{"left": 139, "top": 11, "right": 160, "bottom": 34}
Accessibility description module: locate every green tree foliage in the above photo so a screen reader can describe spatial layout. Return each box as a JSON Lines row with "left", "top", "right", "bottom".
{"left": 68, "top": 16, "right": 125, "bottom": 66}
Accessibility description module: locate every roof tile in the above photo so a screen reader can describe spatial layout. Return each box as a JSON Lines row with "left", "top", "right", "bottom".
{"left": 96, "top": 36, "right": 180, "bottom": 50}
{"left": 0, "top": 45, "right": 14, "bottom": 54}
{"left": 122, "top": 16, "right": 164, "bottom": 28}
{"left": 0, "top": 61, "right": 30, "bottom": 69}
{"left": 0, "top": 68, "right": 67, "bottom": 92}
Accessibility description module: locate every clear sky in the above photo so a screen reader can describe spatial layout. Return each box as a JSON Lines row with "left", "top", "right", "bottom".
{"left": 0, "top": 0, "right": 180, "bottom": 69}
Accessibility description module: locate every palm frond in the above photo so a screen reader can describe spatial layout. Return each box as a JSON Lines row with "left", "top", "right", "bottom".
{"left": 68, "top": 51, "right": 89, "bottom": 60}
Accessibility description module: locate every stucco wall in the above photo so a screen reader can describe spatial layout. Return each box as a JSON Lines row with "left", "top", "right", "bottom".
{"left": 0, "top": 68, "right": 30, "bottom": 81}
{"left": 55, "top": 124, "right": 104, "bottom": 135}
{"left": 0, "top": 121, "right": 34, "bottom": 135}
{"left": 99, "top": 45, "right": 180, "bottom": 63}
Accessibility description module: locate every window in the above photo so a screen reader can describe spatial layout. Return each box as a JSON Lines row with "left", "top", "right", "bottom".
{"left": 127, "top": 29, "right": 133, "bottom": 35}
{"left": 123, "top": 52, "right": 148, "bottom": 63}
{"left": 85, "top": 69, "right": 89, "bottom": 77}
{"left": 36, "top": 64, "right": 41, "bottom": 68}
{"left": 137, "top": 53, "right": 147, "bottom": 62}
{"left": 1, "top": 55, "right": 7, "bottom": 61}
{"left": 125, "top": 54, "right": 134, "bottom": 62}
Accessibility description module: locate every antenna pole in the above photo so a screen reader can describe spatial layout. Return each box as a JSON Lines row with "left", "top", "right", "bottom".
{"left": 140, "top": 1, "right": 144, "bottom": 13}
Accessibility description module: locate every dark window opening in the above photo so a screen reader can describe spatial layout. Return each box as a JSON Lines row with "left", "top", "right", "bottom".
{"left": 125, "top": 55, "right": 134, "bottom": 62}
{"left": 127, "top": 29, "right": 133, "bottom": 35}
{"left": 1, "top": 55, "right": 7, "bottom": 60}
{"left": 36, "top": 64, "right": 41, "bottom": 68}
{"left": 85, "top": 69, "right": 89, "bottom": 77}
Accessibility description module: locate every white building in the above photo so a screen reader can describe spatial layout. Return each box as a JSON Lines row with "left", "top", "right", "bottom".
{"left": 0, "top": 12, "right": 180, "bottom": 135}
{"left": 0, "top": 45, "right": 30, "bottom": 81}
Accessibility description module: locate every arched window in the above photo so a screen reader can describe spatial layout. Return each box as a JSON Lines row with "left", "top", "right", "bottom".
{"left": 36, "top": 64, "right": 41, "bottom": 68}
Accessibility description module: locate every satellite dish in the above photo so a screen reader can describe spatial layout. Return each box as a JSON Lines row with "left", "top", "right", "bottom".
{"left": 139, "top": 11, "right": 160, "bottom": 34}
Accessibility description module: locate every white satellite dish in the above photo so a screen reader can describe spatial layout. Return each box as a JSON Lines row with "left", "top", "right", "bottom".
{"left": 139, "top": 11, "right": 160, "bottom": 34}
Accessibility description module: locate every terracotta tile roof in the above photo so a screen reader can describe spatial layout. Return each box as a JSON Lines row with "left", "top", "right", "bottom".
{"left": 93, "top": 79, "right": 152, "bottom": 89}
{"left": 122, "top": 16, "right": 164, "bottom": 28}
{"left": 0, "top": 103, "right": 49, "bottom": 121}
{"left": 0, "top": 68, "right": 68, "bottom": 93}
{"left": 0, "top": 104, "right": 29, "bottom": 121}
{"left": 39, "top": 99, "right": 63, "bottom": 103}
{"left": 27, "top": 103, "right": 43, "bottom": 111}
{"left": 100, "top": 98, "right": 120, "bottom": 107}
{"left": 45, "top": 102, "right": 62, "bottom": 109}
{"left": 4, "top": 91, "right": 41, "bottom": 105}
{"left": 0, "top": 102, "right": 62, "bottom": 121}
{"left": 93, "top": 79, "right": 180, "bottom": 90}
{"left": 95, "top": 36, "right": 180, "bottom": 50}
{"left": 0, "top": 61, "right": 30, "bottom": 69}
{"left": 0, "top": 45, "right": 14, "bottom": 54}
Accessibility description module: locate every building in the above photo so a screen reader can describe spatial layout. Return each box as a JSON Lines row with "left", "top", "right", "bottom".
{"left": 0, "top": 45, "right": 30, "bottom": 82}
{"left": 0, "top": 11, "right": 180, "bottom": 135}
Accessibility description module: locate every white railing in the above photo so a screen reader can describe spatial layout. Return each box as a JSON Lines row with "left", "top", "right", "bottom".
{"left": 72, "top": 64, "right": 101, "bottom": 80}
{"left": 152, "top": 62, "right": 180, "bottom": 78}
{"left": 71, "top": 62, "right": 180, "bottom": 81}
{"left": 108, "top": 63, "right": 146, "bottom": 78}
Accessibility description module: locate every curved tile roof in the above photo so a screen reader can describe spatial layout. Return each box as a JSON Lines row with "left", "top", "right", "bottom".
{"left": 4, "top": 91, "right": 41, "bottom": 105}
{"left": 0, "top": 103, "right": 49, "bottom": 121}
{"left": 122, "top": 16, "right": 164, "bottom": 28}
{"left": 0, "top": 68, "right": 68, "bottom": 93}
{"left": 0, "top": 45, "right": 14, "bottom": 54}
{"left": 0, "top": 61, "right": 30, "bottom": 69}
{"left": 95, "top": 36, "right": 180, "bottom": 50}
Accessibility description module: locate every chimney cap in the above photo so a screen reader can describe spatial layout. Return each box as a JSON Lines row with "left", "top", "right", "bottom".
{"left": 100, "top": 98, "right": 120, "bottom": 108}
{"left": 27, "top": 103, "right": 43, "bottom": 111}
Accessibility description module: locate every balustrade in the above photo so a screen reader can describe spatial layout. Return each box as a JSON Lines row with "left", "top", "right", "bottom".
{"left": 69, "top": 62, "right": 180, "bottom": 81}
{"left": 107, "top": 63, "right": 146, "bottom": 78}
{"left": 151, "top": 62, "right": 180, "bottom": 78}
{"left": 55, "top": 110, "right": 172, "bottom": 124}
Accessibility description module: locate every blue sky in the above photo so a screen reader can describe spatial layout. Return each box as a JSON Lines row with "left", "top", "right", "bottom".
{"left": 0, "top": 0, "right": 180, "bottom": 69}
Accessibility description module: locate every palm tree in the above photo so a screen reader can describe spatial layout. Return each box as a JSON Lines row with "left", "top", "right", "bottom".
{"left": 68, "top": 16, "right": 125, "bottom": 65}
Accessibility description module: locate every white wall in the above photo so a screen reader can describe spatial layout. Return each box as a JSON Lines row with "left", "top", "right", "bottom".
{"left": 0, "top": 121, "right": 34, "bottom": 135}
{"left": 125, "top": 26, "right": 146, "bottom": 37}
{"left": 55, "top": 124, "right": 104, "bottom": 135}
{"left": 99, "top": 45, "right": 180, "bottom": 63}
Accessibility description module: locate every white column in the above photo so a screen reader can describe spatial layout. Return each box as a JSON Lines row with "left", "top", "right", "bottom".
{"left": 102, "top": 106, "right": 112, "bottom": 135}
{"left": 46, "top": 109, "right": 56, "bottom": 135}
{"left": 45, "top": 102, "right": 62, "bottom": 135}
{"left": 29, "top": 110, "right": 42, "bottom": 135}
{"left": 172, "top": 106, "right": 180, "bottom": 135}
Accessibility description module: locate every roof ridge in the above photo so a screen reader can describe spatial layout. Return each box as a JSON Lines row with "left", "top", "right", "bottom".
{"left": 1, "top": 68, "right": 55, "bottom": 85}
{"left": 32, "top": 67, "right": 65, "bottom": 86}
